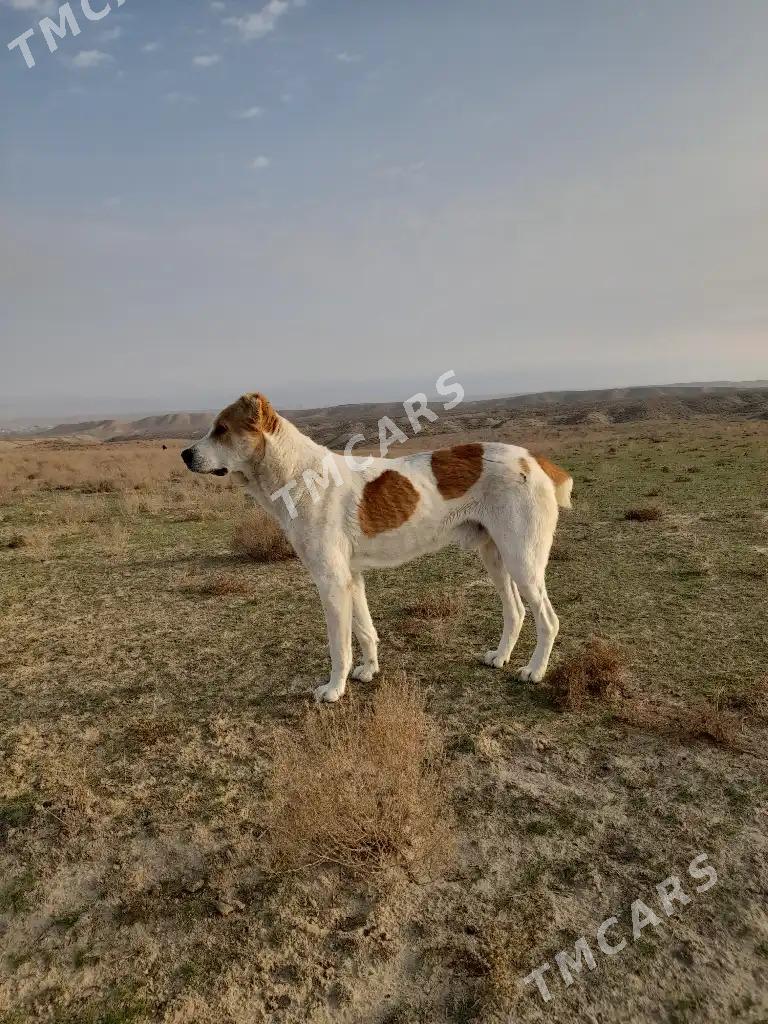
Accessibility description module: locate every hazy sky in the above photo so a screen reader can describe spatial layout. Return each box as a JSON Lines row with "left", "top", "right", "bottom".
{"left": 2, "top": 0, "right": 767, "bottom": 414}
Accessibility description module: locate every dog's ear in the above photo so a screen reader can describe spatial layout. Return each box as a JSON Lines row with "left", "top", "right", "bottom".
{"left": 238, "top": 393, "right": 279, "bottom": 433}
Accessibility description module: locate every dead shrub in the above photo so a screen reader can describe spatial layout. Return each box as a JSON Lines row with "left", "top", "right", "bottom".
{"left": 546, "top": 639, "right": 626, "bottom": 711}
{"left": 405, "top": 589, "right": 464, "bottom": 620}
{"left": 624, "top": 505, "right": 663, "bottom": 522}
{"left": 232, "top": 511, "right": 295, "bottom": 562}
{"left": 615, "top": 698, "right": 743, "bottom": 748}
{"left": 260, "top": 674, "right": 453, "bottom": 876}
{"left": 548, "top": 642, "right": 749, "bottom": 749}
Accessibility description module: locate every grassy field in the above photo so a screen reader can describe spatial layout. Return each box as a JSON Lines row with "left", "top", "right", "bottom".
{"left": 1, "top": 418, "right": 767, "bottom": 1023}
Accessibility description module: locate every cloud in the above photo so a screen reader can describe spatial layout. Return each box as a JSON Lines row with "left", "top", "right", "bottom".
{"left": 0, "top": 0, "right": 57, "bottom": 13}
{"left": 336, "top": 52, "right": 361, "bottom": 63}
{"left": 165, "top": 91, "right": 198, "bottom": 104}
{"left": 141, "top": 41, "right": 161, "bottom": 53}
{"left": 210, "top": 1, "right": 225, "bottom": 9}
{"left": 193, "top": 53, "right": 221, "bottom": 67}
{"left": 235, "top": 105, "right": 263, "bottom": 119}
{"left": 70, "top": 49, "right": 113, "bottom": 69}
{"left": 100, "top": 25, "right": 123, "bottom": 42}
{"left": 224, "top": 0, "right": 294, "bottom": 41}
{"left": 250, "top": 156, "right": 270, "bottom": 169}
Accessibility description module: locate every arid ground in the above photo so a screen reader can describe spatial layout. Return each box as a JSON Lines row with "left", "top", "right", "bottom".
{"left": 1, "top": 412, "right": 767, "bottom": 1023}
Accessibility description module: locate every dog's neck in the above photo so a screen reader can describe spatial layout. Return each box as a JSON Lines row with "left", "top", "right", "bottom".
{"left": 238, "top": 416, "right": 329, "bottom": 522}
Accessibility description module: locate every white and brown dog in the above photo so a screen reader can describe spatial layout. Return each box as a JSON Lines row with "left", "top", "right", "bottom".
{"left": 182, "top": 393, "right": 572, "bottom": 703}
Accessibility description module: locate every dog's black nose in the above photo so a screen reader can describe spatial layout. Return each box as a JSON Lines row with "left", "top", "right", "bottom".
{"left": 181, "top": 448, "right": 194, "bottom": 468}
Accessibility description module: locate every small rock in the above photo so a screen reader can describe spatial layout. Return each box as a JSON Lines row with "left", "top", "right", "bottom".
{"left": 215, "top": 901, "right": 235, "bottom": 916}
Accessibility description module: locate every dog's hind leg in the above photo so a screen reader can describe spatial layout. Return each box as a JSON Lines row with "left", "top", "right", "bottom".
{"left": 350, "top": 573, "right": 379, "bottom": 683}
{"left": 477, "top": 534, "right": 525, "bottom": 668}
{"left": 313, "top": 564, "right": 354, "bottom": 704}
{"left": 488, "top": 483, "right": 560, "bottom": 682}
{"left": 513, "top": 577, "right": 559, "bottom": 682}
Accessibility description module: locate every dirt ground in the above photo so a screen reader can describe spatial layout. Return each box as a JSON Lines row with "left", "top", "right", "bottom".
{"left": 1, "top": 416, "right": 767, "bottom": 1023}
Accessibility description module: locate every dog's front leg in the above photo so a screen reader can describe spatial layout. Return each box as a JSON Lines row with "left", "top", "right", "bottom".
{"left": 313, "top": 566, "right": 353, "bottom": 704}
{"left": 350, "top": 573, "right": 379, "bottom": 683}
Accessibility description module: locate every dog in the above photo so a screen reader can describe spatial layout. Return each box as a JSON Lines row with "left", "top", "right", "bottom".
{"left": 182, "top": 392, "right": 572, "bottom": 703}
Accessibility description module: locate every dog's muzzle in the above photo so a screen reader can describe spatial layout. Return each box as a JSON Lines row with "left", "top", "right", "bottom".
{"left": 181, "top": 448, "right": 228, "bottom": 476}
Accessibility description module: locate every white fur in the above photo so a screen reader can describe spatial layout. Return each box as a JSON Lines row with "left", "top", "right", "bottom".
{"left": 185, "top": 418, "right": 570, "bottom": 702}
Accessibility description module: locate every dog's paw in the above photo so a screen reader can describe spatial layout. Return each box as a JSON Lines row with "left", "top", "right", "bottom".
{"left": 313, "top": 682, "right": 345, "bottom": 704}
{"left": 482, "top": 650, "right": 510, "bottom": 669}
{"left": 351, "top": 662, "right": 379, "bottom": 683}
{"left": 517, "top": 664, "right": 546, "bottom": 683}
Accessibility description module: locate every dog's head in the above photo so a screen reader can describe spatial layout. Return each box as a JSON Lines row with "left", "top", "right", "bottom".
{"left": 181, "top": 393, "right": 279, "bottom": 477}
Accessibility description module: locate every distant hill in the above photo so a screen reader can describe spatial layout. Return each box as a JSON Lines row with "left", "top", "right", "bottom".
{"left": 15, "top": 381, "right": 768, "bottom": 443}
{"left": 33, "top": 412, "right": 214, "bottom": 441}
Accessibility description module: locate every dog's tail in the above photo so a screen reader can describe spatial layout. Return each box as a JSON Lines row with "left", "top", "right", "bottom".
{"left": 533, "top": 454, "right": 573, "bottom": 509}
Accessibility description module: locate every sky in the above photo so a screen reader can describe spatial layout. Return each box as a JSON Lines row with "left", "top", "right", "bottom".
{"left": 1, "top": 0, "right": 767, "bottom": 417}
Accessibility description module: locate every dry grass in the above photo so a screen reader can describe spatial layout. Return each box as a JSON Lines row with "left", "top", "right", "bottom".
{"left": 2, "top": 527, "right": 54, "bottom": 560}
{"left": 96, "top": 520, "right": 130, "bottom": 558}
{"left": 259, "top": 674, "right": 453, "bottom": 876}
{"left": 404, "top": 589, "right": 465, "bottom": 620}
{"left": 0, "top": 441, "right": 178, "bottom": 498}
{"left": 232, "top": 510, "right": 295, "bottom": 562}
{"left": 615, "top": 696, "right": 745, "bottom": 748}
{"left": 548, "top": 541, "right": 571, "bottom": 562}
{"left": 4, "top": 532, "right": 28, "bottom": 550}
{"left": 725, "top": 676, "right": 768, "bottom": 720}
{"left": 0, "top": 440, "right": 247, "bottom": 522}
{"left": 624, "top": 504, "right": 663, "bottom": 522}
{"left": 180, "top": 571, "right": 256, "bottom": 598}
{"left": 548, "top": 641, "right": 748, "bottom": 749}
{"left": 546, "top": 638, "right": 626, "bottom": 711}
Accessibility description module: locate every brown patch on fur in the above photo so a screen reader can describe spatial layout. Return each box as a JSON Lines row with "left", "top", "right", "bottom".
{"left": 215, "top": 393, "right": 279, "bottom": 435}
{"left": 213, "top": 393, "right": 280, "bottom": 455}
{"left": 359, "top": 470, "right": 419, "bottom": 537}
{"left": 257, "top": 395, "right": 280, "bottom": 434}
{"left": 518, "top": 457, "right": 530, "bottom": 480}
{"left": 533, "top": 454, "right": 571, "bottom": 487}
{"left": 431, "top": 443, "right": 484, "bottom": 500}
